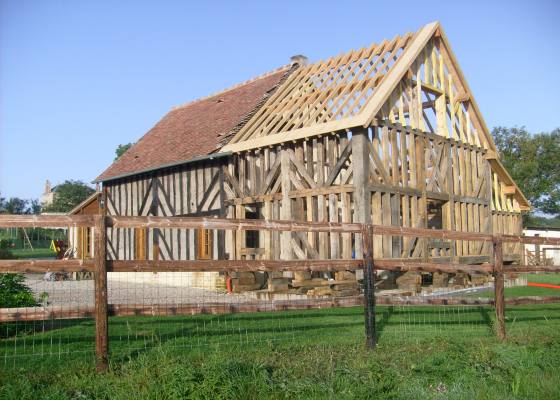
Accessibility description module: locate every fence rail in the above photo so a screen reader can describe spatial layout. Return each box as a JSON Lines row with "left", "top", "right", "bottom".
{"left": 1, "top": 214, "right": 560, "bottom": 371}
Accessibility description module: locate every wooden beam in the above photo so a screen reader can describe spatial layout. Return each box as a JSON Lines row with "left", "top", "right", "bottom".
{"left": 374, "top": 259, "right": 492, "bottom": 274}
{"left": 360, "top": 22, "right": 440, "bottom": 127}
{"left": 0, "top": 214, "right": 95, "bottom": 228}
{"left": 220, "top": 116, "right": 360, "bottom": 153}
{"left": 280, "top": 148, "right": 293, "bottom": 259}
{"left": 94, "top": 215, "right": 109, "bottom": 373}
{"left": 493, "top": 236, "right": 506, "bottom": 341}
{"left": 108, "top": 215, "right": 365, "bottom": 233}
{"left": 107, "top": 259, "right": 362, "bottom": 272}
{"left": 3, "top": 296, "right": 559, "bottom": 322}
{"left": 0, "top": 259, "right": 95, "bottom": 273}
{"left": 352, "top": 127, "right": 372, "bottom": 255}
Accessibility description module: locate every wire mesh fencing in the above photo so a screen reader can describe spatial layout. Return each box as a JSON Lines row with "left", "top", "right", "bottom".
{"left": 1, "top": 214, "right": 560, "bottom": 372}
{"left": 1, "top": 272, "right": 96, "bottom": 367}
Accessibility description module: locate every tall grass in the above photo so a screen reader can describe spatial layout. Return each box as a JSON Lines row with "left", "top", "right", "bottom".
{"left": 1, "top": 303, "right": 559, "bottom": 399}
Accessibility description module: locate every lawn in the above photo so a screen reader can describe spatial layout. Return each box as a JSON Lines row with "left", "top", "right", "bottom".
{"left": 10, "top": 248, "right": 57, "bottom": 259}
{"left": 1, "top": 303, "right": 559, "bottom": 399}
{"left": 472, "top": 274, "right": 560, "bottom": 298}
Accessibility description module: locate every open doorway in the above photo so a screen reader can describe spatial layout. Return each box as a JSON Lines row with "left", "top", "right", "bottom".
{"left": 245, "top": 204, "right": 261, "bottom": 249}
{"left": 427, "top": 199, "right": 445, "bottom": 230}
{"left": 426, "top": 198, "right": 451, "bottom": 257}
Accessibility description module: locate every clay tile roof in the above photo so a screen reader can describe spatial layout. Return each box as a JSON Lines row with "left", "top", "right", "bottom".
{"left": 95, "top": 66, "right": 293, "bottom": 182}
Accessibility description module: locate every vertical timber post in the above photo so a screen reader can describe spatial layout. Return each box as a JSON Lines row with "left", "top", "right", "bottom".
{"left": 94, "top": 214, "right": 109, "bottom": 372}
{"left": 362, "top": 225, "right": 376, "bottom": 348}
{"left": 352, "top": 127, "right": 375, "bottom": 348}
{"left": 352, "top": 127, "right": 371, "bottom": 258}
{"left": 493, "top": 235, "right": 506, "bottom": 341}
{"left": 534, "top": 234, "right": 541, "bottom": 265}
{"left": 280, "top": 146, "right": 293, "bottom": 260}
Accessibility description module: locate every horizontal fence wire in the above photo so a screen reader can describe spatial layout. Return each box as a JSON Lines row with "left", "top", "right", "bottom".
{"left": 0, "top": 214, "right": 559, "bottom": 371}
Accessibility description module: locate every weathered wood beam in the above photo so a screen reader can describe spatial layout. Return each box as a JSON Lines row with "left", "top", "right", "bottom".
{"left": 281, "top": 148, "right": 293, "bottom": 259}
{"left": 0, "top": 214, "right": 95, "bottom": 228}
{"left": 374, "top": 259, "right": 492, "bottom": 274}
{"left": 0, "top": 259, "right": 95, "bottom": 273}
{"left": 108, "top": 215, "right": 365, "bottom": 233}
{"left": 3, "top": 296, "right": 559, "bottom": 323}
{"left": 352, "top": 127, "right": 372, "bottom": 255}
{"left": 106, "top": 259, "right": 362, "bottom": 272}
{"left": 94, "top": 215, "right": 109, "bottom": 372}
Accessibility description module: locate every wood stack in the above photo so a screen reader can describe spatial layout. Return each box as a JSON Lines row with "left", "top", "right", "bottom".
{"left": 432, "top": 272, "right": 449, "bottom": 288}
{"left": 268, "top": 272, "right": 291, "bottom": 293}
{"left": 230, "top": 272, "right": 263, "bottom": 292}
{"left": 396, "top": 271, "right": 422, "bottom": 292}
{"left": 450, "top": 272, "right": 470, "bottom": 288}
{"left": 264, "top": 270, "right": 361, "bottom": 297}
{"left": 469, "top": 273, "right": 490, "bottom": 286}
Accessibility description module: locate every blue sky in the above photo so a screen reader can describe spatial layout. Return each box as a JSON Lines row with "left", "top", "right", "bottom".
{"left": 1, "top": 0, "right": 559, "bottom": 200}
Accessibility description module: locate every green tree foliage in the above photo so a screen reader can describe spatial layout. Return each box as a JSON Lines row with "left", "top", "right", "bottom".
{"left": 523, "top": 214, "right": 560, "bottom": 229}
{"left": 0, "top": 273, "right": 39, "bottom": 308}
{"left": 42, "top": 180, "right": 95, "bottom": 213}
{"left": 492, "top": 127, "right": 560, "bottom": 219}
{"left": 3, "top": 197, "right": 28, "bottom": 214}
{"left": 0, "top": 192, "right": 41, "bottom": 214}
{"left": 115, "top": 143, "right": 134, "bottom": 160}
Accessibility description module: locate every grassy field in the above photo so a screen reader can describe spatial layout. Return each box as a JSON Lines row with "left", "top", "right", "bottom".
{"left": 471, "top": 274, "right": 560, "bottom": 298}
{"left": 1, "top": 303, "right": 559, "bottom": 399}
{"left": 10, "top": 248, "right": 57, "bottom": 259}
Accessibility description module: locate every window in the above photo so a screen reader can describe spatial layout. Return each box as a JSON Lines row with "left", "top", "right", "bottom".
{"left": 197, "top": 229, "right": 213, "bottom": 259}
{"left": 245, "top": 206, "right": 261, "bottom": 249}
{"left": 426, "top": 199, "right": 451, "bottom": 256}
{"left": 426, "top": 199, "right": 445, "bottom": 230}
{"left": 134, "top": 228, "right": 147, "bottom": 260}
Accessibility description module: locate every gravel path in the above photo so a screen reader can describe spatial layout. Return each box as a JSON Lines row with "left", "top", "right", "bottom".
{"left": 24, "top": 275, "right": 256, "bottom": 307}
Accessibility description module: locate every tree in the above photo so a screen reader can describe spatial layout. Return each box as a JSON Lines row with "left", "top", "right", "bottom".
{"left": 3, "top": 198, "right": 29, "bottom": 214}
{"left": 115, "top": 143, "right": 134, "bottom": 160}
{"left": 492, "top": 127, "right": 560, "bottom": 219}
{"left": 29, "top": 199, "right": 41, "bottom": 215}
{"left": 0, "top": 193, "right": 40, "bottom": 214}
{"left": 42, "top": 180, "right": 95, "bottom": 213}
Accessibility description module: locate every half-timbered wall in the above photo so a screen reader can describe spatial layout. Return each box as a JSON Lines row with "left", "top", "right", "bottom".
{"left": 222, "top": 123, "right": 522, "bottom": 263}
{"left": 104, "top": 160, "right": 224, "bottom": 262}
{"left": 103, "top": 123, "right": 522, "bottom": 266}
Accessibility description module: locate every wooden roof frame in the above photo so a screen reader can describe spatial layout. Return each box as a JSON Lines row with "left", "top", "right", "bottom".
{"left": 220, "top": 21, "right": 530, "bottom": 209}
{"left": 68, "top": 192, "right": 101, "bottom": 215}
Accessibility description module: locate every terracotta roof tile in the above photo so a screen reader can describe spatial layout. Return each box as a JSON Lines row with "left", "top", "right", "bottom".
{"left": 95, "top": 66, "right": 291, "bottom": 182}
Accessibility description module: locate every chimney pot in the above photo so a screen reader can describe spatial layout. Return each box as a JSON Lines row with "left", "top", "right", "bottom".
{"left": 290, "top": 54, "right": 308, "bottom": 66}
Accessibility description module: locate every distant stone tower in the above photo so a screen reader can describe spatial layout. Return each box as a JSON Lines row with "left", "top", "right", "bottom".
{"left": 41, "top": 179, "right": 55, "bottom": 206}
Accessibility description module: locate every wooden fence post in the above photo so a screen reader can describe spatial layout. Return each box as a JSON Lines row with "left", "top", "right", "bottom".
{"left": 493, "top": 235, "right": 506, "bottom": 341}
{"left": 94, "top": 215, "right": 109, "bottom": 372}
{"left": 362, "top": 225, "right": 376, "bottom": 349}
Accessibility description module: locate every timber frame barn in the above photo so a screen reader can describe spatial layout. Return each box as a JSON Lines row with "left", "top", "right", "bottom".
{"left": 94, "top": 22, "right": 529, "bottom": 289}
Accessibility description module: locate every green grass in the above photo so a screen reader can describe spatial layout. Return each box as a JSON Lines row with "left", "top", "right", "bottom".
{"left": 471, "top": 274, "right": 560, "bottom": 298}
{"left": 1, "top": 304, "right": 560, "bottom": 399}
{"left": 10, "top": 248, "right": 57, "bottom": 259}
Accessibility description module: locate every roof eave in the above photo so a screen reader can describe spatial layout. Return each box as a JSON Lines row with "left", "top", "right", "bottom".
{"left": 94, "top": 151, "right": 232, "bottom": 184}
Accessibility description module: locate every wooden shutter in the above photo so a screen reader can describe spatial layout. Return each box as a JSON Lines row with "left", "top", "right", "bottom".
{"left": 134, "top": 228, "right": 147, "bottom": 260}
{"left": 197, "top": 229, "right": 213, "bottom": 260}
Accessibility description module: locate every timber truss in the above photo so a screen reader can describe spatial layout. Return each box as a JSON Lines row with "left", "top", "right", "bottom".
{"left": 221, "top": 21, "right": 529, "bottom": 210}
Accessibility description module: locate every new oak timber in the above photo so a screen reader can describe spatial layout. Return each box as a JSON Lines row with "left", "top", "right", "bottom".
{"left": 93, "top": 22, "right": 529, "bottom": 292}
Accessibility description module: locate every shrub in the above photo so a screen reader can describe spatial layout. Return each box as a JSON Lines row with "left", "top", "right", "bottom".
{"left": 0, "top": 273, "right": 39, "bottom": 308}
{"left": 0, "top": 248, "right": 15, "bottom": 258}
